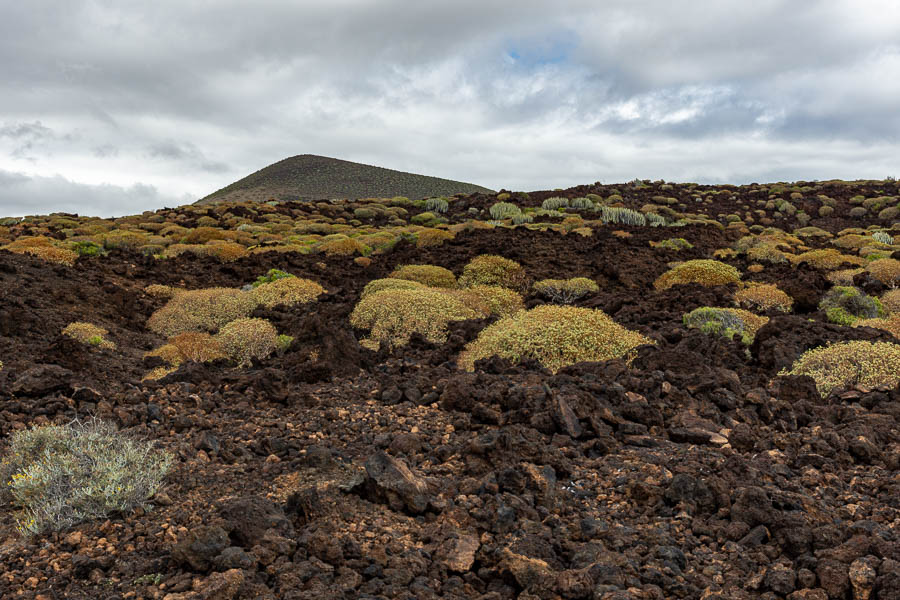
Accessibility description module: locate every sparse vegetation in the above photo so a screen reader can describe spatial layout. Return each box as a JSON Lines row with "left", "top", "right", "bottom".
{"left": 532, "top": 277, "right": 600, "bottom": 304}
{"left": 147, "top": 288, "right": 256, "bottom": 337}
{"left": 61, "top": 322, "right": 116, "bottom": 349}
{"left": 781, "top": 341, "right": 900, "bottom": 397}
{"left": 682, "top": 307, "right": 768, "bottom": 344}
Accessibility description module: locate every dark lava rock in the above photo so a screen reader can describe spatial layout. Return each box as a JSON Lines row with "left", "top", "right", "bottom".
{"left": 10, "top": 364, "right": 73, "bottom": 396}
{"left": 217, "top": 495, "right": 294, "bottom": 548}
{"left": 361, "top": 451, "right": 431, "bottom": 514}
{"left": 170, "top": 525, "right": 230, "bottom": 572}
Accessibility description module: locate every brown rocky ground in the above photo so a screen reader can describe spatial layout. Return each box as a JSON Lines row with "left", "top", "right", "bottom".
{"left": 0, "top": 199, "right": 899, "bottom": 599}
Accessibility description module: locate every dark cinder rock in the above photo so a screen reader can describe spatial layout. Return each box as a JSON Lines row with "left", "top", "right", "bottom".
{"left": 217, "top": 495, "right": 294, "bottom": 548}
{"left": 362, "top": 451, "right": 431, "bottom": 514}
{"left": 171, "top": 525, "right": 230, "bottom": 572}
{"left": 10, "top": 364, "right": 73, "bottom": 397}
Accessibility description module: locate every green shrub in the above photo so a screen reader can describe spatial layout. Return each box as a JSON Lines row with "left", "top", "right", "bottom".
{"left": 489, "top": 202, "right": 521, "bottom": 220}
{"left": 682, "top": 307, "right": 768, "bottom": 344}
{"left": 781, "top": 341, "right": 900, "bottom": 397}
{"left": 147, "top": 288, "right": 256, "bottom": 337}
{"left": 276, "top": 334, "right": 294, "bottom": 354}
{"left": 350, "top": 288, "right": 478, "bottom": 350}
{"left": 541, "top": 197, "right": 569, "bottom": 210}
{"left": 411, "top": 211, "right": 440, "bottom": 225}
{"left": 651, "top": 238, "right": 693, "bottom": 251}
{"left": 458, "top": 305, "right": 653, "bottom": 373}
{"left": 600, "top": 206, "right": 648, "bottom": 226}
{"left": 819, "top": 286, "right": 884, "bottom": 325}
{"left": 654, "top": 260, "right": 741, "bottom": 290}
{"left": 70, "top": 241, "right": 103, "bottom": 257}
{"left": 252, "top": 268, "right": 295, "bottom": 288}
{"left": 361, "top": 278, "right": 428, "bottom": 298}
{"left": 532, "top": 277, "right": 599, "bottom": 304}
{"left": 250, "top": 277, "right": 325, "bottom": 308}
{"left": 455, "top": 285, "right": 524, "bottom": 317}
{"left": 62, "top": 322, "right": 116, "bottom": 349}
{"left": 215, "top": 318, "right": 279, "bottom": 366}
{"left": 426, "top": 197, "right": 450, "bottom": 214}
{"left": 390, "top": 264, "right": 457, "bottom": 288}
{"left": 0, "top": 419, "right": 172, "bottom": 535}
{"left": 458, "top": 255, "right": 526, "bottom": 289}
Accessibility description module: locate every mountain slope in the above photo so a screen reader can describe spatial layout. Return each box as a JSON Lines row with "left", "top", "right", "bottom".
{"left": 196, "top": 154, "right": 494, "bottom": 204}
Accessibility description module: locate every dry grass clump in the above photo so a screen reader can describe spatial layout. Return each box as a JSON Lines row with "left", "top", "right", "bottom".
{"left": 215, "top": 318, "right": 279, "bottom": 366}
{"left": 458, "top": 255, "right": 527, "bottom": 289}
{"left": 0, "top": 418, "right": 172, "bottom": 535}
{"left": 3, "top": 237, "right": 78, "bottom": 266}
{"left": 61, "top": 322, "right": 116, "bottom": 349}
{"left": 653, "top": 260, "right": 741, "bottom": 290}
{"left": 170, "top": 332, "right": 227, "bottom": 363}
{"left": 533, "top": 277, "right": 599, "bottom": 304}
{"left": 458, "top": 305, "right": 653, "bottom": 373}
{"left": 390, "top": 264, "right": 457, "bottom": 288}
{"left": 781, "top": 341, "right": 900, "bottom": 397}
{"left": 147, "top": 288, "right": 256, "bottom": 337}
{"left": 183, "top": 226, "right": 225, "bottom": 244}
{"left": 826, "top": 268, "right": 865, "bottom": 286}
{"left": 250, "top": 277, "right": 325, "bottom": 308}
{"left": 734, "top": 283, "right": 793, "bottom": 313}
{"left": 882, "top": 289, "right": 900, "bottom": 314}
{"left": 416, "top": 228, "right": 455, "bottom": 248}
{"left": 854, "top": 315, "right": 900, "bottom": 339}
{"left": 460, "top": 285, "right": 525, "bottom": 317}
{"left": 204, "top": 242, "right": 247, "bottom": 263}
{"left": 791, "top": 249, "right": 865, "bottom": 270}
{"left": 865, "top": 258, "right": 900, "bottom": 286}
{"left": 350, "top": 288, "right": 478, "bottom": 350}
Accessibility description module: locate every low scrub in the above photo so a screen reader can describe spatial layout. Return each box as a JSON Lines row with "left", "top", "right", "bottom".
{"left": 350, "top": 288, "right": 478, "bottom": 350}
{"left": 654, "top": 260, "right": 741, "bottom": 290}
{"left": 865, "top": 258, "right": 900, "bottom": 286}
{"left": 819, "top": 286, "right": 884, "bottom": 325}
{"left": 532, "top": 277, "right": 599, "bottom": 304}
{"left": 215, "top": 318, "right": 279, "bottom": 366}
{"left": 390, "top": 264, "right": 457, "bottom": 288}
{"left": 250, "top": 277, "right": 325, "bottom": 308}
{"left": 0, "top": 419, "right": 172, "bottom": 535}
{"left": 61, "top": 322, "right": 116, "bottom": 349}
{"left": 734, "top": 283, "right": 793, "bottom": 313}
{"left": 781, "top": 341, "right": 900, "bottom": 397}
{"left": 682, "top": 307, "right": 768, "bottom": 344}
{"left": 147, "top": 288, "right": 256, "bottom": 337}
{"left": 361, "top": 278, "right": 428, "bottom": 298}
{"left": 458, "top": 255, "right": 526, "bottom": 289}
{"left": 458, "top": 305, "right": 652, "bottom": 373}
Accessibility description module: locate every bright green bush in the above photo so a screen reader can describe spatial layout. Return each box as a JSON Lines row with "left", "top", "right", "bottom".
{"left": 252, "top": 269, "right": 294, "bottom": 288}
{"left": 781, "top": 341, "right": 900, "bottom": 397}
{"left": 0, "top": 419, "right": 172, "bottom": 535}
{"left": 458, "top": 305, "right": 652, "bottom": 373}
{"left": 819, "top": 286, "right": 884, "bottom": 325}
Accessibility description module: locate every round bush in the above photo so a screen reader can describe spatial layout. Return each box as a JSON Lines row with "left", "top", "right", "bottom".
{"left": 734, "top": 284, "right": 793, "bottom": 313}
{"left": 361, "top": 278, "right": 428, "bottom": 299}
{"left": 250, "top": 277, "right": 325, "bottom": 308}
{"left": 462, "top": 285, "right": 525, "bottom": 317}
{"left": 653, "top": 259, "right": 741, "bottom": 290}
{"left": 865, "top": 258, "right": 900, "bottom": 286}
{"left": 819, "top": 286, "right": 884, "bottom": 325}
{"left": 781, "top": 341, "right": 900, "bottom": 397}
{"left": 215, "top": 318, "right": 279, "bottom": 366}
{"left": 682, "top": 307, "right": 769, "bottom": 344}
{"left": 458, "top": 255, "right": 526, "bottom": 289}
{"left": 0, "top": 419, "right": 172, "bottom": 535}
{"left": 147, "top": 288, "right": 257, "bottom": 337}
{"left": 458, "top": 305, "right": 653, "bottom": 373}
{"left": 390, "top": 264, "right": 457, "bottom": 288}
{"left": 62, "top": 322, "right": 116, "bottom": 349}
{"left": 349, "top": 288, "right": 478, "bottom": 350}
{"left": 533, "top": 277, "right": 600, "bottom": 304}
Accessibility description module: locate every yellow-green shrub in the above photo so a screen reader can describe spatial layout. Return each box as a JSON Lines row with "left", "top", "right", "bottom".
{"left": 458, "top": 255, "right": 526, "bottom": 289}
{"left": 460, "top": 285, "right": 525, "bottom": 317}
{"left": 532, "top": 277, "right": 599, "bottom": 304}
{"left": 144, "top": 284, "right": 181, "bottom": 299}
{"left": 854, "top": 315, "right": 900, "bottom": 339}
{"left": 3, "top": 237, "right": 78, "bottom": 266}
{"left": 61, "top": 322, "right": 115, "bottom": 349}
{"left": 791, "top": 249, "right": 865, "bottom": 270}
{"left": 416, "top": 228, "right": 455, "bottom": 248}
{"left": 781, "top": 341, "right": 900, "bottom": 397}
{"left": 361, "top": 278, "right": 428, "bottom": 299}
{"left": 250, "top": 277, "right": 325, "bottom": 308}
{"left": 204, "top": 242, "right": 247, "bottom": 263}
{"left": 883, "top": 289, "right": 900, "bottom": 314}
{"left": 458, "top": 305, "right": 652, "bottom": 373}
{"left": 147, "top": 288, "right": 256, "bottom": 337}
{"left": 734, "top": 283, "right": 793, "bottom": 313}
{"left": 653, "top": 260, "right": 741, "bottom": 290}
{"left": 215, "top": 318, "right": 279, "bottom": 366}
{"left": 826, "top": 268, "right": 865, "bottom": 286}
{"left": 319, "top": 236, "right": 368, "bottom": 256}
{"left": 682, "top": 307, "right": 769, "bottom": 344}
{"left": 390, "top": 264, "right": 457, "bottom": 288}
{"left": 349, "top": 288, "right": 478, "bottom": 350}
{"left": 171, "top": 332, "right": 227, "bottom": 363}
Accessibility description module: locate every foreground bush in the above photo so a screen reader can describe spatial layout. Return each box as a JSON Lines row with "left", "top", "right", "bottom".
{"left": 250, "top": 277, "right": 325, "bottom": 308}
{"left": 0, "top": 419, "right": 172, "bottom": 535}
{"left": 533, "top": 277, "right": 599, "bottom": 304}
{"left": 682, "top": 307, "right": 769, "bottom": 344}
{"left": 61, "top": 322, "right": 116, "bottom": 349}
{"left": 781, "top": 341, "right": 900, "bottom": 397}
{"left": 653, "top": 259, "right": 741, "bottom": 290}
{"left": 361, "top": 278, "right": 427, "bottom": 299}
{"left": 215, "top": 318, "right": 279, "bottom": 366}
{"left": 458, "top": 255, "right": 527, "bottom": 289}
{"left": 734, "top": 283, "right": 793, "bottom": 313}
{"left": 350, "top": 288, "right": 478, "bottom": 350}
{"left": 819, "top": 286, "right": 884, "bottom": 325}
{"left": 390, "top": 264, "right": 457, "bottom": 288}
{"left": 147, "top": 288, "right": 256, "bottom": 337}
{"left": 458, "top": 305, "right": 652, "bottom": 373}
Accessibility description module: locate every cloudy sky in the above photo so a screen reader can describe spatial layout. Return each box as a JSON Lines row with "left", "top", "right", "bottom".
{"left": 2, "top": 1, "right": 899, "bottom": 217}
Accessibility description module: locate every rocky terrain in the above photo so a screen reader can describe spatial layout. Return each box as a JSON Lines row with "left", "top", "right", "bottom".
{"left": 1, "top": 178, "right": 899, "bottom": 599}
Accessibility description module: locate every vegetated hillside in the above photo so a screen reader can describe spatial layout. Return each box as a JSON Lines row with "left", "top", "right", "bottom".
{"left": 1, "top": 178, "right": 900, "bottom": 599}
{"left": 196, "top": 154, "right": 495, "bottom": 205}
